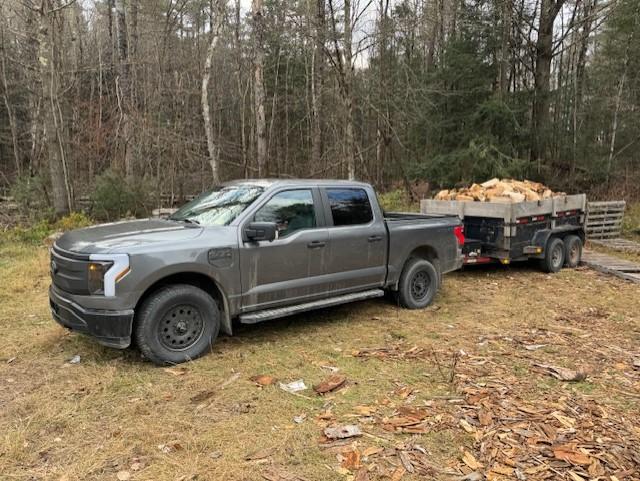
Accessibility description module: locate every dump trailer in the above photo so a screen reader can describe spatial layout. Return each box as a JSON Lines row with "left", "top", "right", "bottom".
{"left": 421, "top": 194, "right": 586, "bottom": 273}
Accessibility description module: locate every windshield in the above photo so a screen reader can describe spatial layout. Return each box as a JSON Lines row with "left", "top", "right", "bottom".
{"left": 169, "top": 185, "right": 264, "bottom": 226}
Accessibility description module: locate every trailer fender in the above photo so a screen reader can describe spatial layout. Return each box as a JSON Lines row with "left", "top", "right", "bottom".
{"left": 529, "top": 226, "right": 584, "bottom": 258}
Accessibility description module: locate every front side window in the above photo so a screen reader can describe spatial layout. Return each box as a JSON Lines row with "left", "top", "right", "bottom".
{"left": 254, "top": 189, "right": 316, "bottom": 237}
{"left": 169, "top": 185, "right": 265, "bottom": 226}
{"left": 326, "top": 188, "right": 373, "bottom": 226}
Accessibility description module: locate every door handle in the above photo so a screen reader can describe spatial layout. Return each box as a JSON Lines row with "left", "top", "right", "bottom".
{"left": 368, "top": 235, "right": 383, "bottom": 242}
{"left": 307, "top": 240, "right": 326, "bottom": 249}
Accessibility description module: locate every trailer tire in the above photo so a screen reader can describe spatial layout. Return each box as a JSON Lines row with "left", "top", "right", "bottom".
{"left": 563, "top": 235, "right": 582, "bottom": 268}
{"left": 397, "top": 258, "right": 439, "bottom": 309}
{"left": 135, "top": 284, "right": 220, "bottom": 365}
{"left": 540, "top": 237, "right": 565, "bottom": 273}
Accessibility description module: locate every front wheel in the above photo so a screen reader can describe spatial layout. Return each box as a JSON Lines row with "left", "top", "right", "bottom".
{"left": 135, "top": 284, "right": 220, "bottom": 365}
{"left": 540, "top": 237, "right": 565, "bottom": 273}
{"left": 397, "top": 258, "right": 439, "bottom": 309}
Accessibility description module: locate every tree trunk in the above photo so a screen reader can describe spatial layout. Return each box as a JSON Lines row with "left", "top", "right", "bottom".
{"left": 38, "top": 0, "right": 70, "bottom": 217}
{"left": 129, "top": 0, "right": 138, "bottom": 104}
{"left": 498, "top": 0, "right": 512, "bottom": 96}
{"left": 252, "top": 0, "right": 267, "bottom": 176}
{"left": 343, "top": 0, "right": 355, "bottom": 180}
{"left": 311, "top": 0, "right": 325, "bottom": 167}
{"left": 531, "top": 0, "right": 564, "bottom": 169}
{"left": 115, "top": 0, "right": 133, "bottom": 181}
{"left": 201, "top": 10, "right": 223, "bottom": 183}
{"left": 0, "top": 20, "right": 21, "bottom": 176}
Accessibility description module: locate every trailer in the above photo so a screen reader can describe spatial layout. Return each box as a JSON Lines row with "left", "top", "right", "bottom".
{"left": 421, "top": 194, "right": 587, "bottom": 272}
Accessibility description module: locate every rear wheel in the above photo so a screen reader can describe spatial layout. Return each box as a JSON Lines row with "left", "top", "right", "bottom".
{"left": 135, "top": 284, "right": 220, "bottom": 365}
{"left": 397, "top": 258, "right": 439, "bottom": 309}
{"left": 563, "top": 235, "right": 582, "bottom": 268}
{"left": 540, "top": 237, "right": 565, "bottom": 273}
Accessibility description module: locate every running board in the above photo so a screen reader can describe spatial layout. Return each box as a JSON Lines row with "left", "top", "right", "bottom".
{"left": 239, "top": 289, "right": 385, "bottom": 324}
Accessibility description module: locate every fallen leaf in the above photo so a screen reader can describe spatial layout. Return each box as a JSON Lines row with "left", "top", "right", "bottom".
{"left": 116, "top": 471, "right": 131, "bottom": 481}
{"left": 251, "top": 374, "right": 276, "bottom": 386}
{"left": 341, "top": 449, "right": 361, "bottom": 470}
{"left": 313, "top": 374, "right": 347, "bottom": 394}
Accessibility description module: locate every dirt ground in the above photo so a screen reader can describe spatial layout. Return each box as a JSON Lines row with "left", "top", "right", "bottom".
{"left": 1, "top": 241, "right": 639, "bottom": 481}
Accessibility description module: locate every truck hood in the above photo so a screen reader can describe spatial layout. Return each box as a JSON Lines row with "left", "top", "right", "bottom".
{"left": 55, "top": 219, "right": 204, "bottom": 254}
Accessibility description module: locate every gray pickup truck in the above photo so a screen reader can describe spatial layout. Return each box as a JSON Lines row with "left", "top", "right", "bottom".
{"left": 49, "top": 180, "right": 463, "bottom": 364}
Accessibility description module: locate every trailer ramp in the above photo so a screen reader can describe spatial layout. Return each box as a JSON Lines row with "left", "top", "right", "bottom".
{"left": 581, "top": 250, "right": 640, "bottom": 283}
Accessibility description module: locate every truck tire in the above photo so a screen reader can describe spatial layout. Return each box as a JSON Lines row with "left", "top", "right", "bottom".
{"left": 563, "top": 235, "right": 582, "bottom": 268}
{"left": 397, "top": 258, "right": 439, "bottom": 309}
{"left": 540, "top": 237, "right": 565, "bottom": 273}
{"left": 135, "top": 284, "right": 220, "bottom": 365}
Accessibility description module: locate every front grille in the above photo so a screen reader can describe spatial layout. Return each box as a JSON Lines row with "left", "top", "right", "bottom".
{"left": 51, "top": 244, "right": 90, "bottom": 295}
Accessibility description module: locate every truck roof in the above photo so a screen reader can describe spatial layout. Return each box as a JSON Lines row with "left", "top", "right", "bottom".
{"left": 222, "top": 179, "right": 371, "bottom": 189}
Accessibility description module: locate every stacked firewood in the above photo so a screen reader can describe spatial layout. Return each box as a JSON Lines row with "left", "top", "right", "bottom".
{"left": 434, "top": 178, "right": 565, "bottom": 203}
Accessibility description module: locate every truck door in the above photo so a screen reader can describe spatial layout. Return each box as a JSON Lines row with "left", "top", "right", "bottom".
{"left": 239, "top": 188, "right": 329, "bottom": 311}
{"left": 320, "top": 187, "right": 387, "bottom": 294}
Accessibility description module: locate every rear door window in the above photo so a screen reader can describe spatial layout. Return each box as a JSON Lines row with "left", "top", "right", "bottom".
{"left": 326, "top": 188, "right": 373, "bottom": 226}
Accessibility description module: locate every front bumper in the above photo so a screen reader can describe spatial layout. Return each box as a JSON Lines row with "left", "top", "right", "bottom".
{"left": 49, "top": 285, "right": 134, "bottom": 349}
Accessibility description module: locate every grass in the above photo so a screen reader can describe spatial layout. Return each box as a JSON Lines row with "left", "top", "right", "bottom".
{"left": 1, "top": 240, "right": 640, "bottom": 480}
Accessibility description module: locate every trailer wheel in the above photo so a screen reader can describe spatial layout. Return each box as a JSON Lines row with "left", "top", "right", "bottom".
{"left": 135, "top": 284, "right": 220, "bottom": 365}
{"left": 563, "top": 235, "right": 582, "bottom": 268}
{"left": 397, "top": 258, "right": 439, "bottom": 309}
{"left": 540, "top": 237, "right": 565, "bottom": 273}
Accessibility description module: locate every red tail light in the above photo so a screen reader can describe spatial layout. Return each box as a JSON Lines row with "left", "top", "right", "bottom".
{"left": 454, "top": 225, "right": 465, "bottom": 246}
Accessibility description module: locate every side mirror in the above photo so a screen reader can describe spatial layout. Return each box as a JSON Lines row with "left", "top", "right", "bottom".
{"left": 244, "top": 222, "right": 277, "bottom": 242}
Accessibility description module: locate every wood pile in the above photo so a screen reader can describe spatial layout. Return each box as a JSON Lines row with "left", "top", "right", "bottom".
{"left": 435, "top": 178, "right": 565, "bottom": 203}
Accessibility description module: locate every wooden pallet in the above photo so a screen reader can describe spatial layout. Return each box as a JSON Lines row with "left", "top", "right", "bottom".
{"left": 581, "top": 250, "right": 640, "bottom": 283}
{"left": 585, "top": 201, "right": 626, "bottom": 239}
{"left": 589, "top": 237, "right": 640, "bottom": 253}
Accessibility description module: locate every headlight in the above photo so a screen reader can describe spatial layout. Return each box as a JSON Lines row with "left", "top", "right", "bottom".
{"left": 87, "top": 254, "right": 130, "bottom": 297}
{"left": 88, "top": 261, "right": 113, "bottom": 295}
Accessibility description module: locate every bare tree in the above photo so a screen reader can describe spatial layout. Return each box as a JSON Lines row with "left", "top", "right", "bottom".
{"left": 311, "top": 0, "right": 326, "bottom": 167}
{"left": 201, "top": 3, "right": 224, "bottom": 183}
{"left": 252, "top": 0, "right": 267, "bottom": 176}
{"left": 114, "top": 0, "right": 133, "bottom": 180}
{"left": 37, "top": 0, "right": 71, "bottom": 216}
{"left": 531, "top": 0, "right": 565, "bottom": 168}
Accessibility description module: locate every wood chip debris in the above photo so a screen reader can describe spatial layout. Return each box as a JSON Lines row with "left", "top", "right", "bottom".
{"left": 533, "top": 363, "right": 589, "bottom": 382}
{"left": 435, "top": 178, "right": 565, "bottom": 203}
{"left": 313, "top": 374, "right": 347, "bottom": 395}
{"left": 323, "top": 425, "right": 362, "bottom": 439}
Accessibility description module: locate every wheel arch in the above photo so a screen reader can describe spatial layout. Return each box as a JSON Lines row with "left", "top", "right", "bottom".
{"left": 390, "top": 244, "right": 440, "bottom": 290}
{"left": 134, "top": 271, "right": 232, "bottom": 336}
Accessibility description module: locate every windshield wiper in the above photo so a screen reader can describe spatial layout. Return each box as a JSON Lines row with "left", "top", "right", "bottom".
{"left": 171, "top": 217, "right": 200, "bottom": 225}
